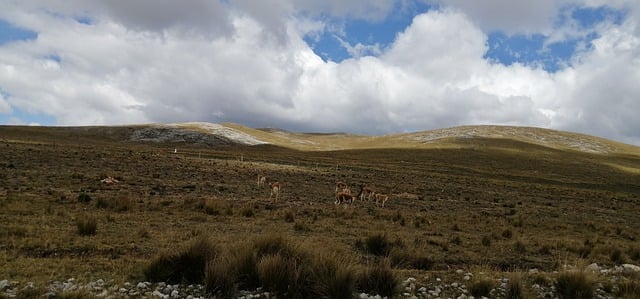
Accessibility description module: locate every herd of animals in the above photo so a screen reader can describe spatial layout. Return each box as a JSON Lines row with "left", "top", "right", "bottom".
{"left": 256, "top": 174, "right": 389, "bottom": 208}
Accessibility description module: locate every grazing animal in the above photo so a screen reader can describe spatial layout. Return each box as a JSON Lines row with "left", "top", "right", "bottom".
{"left": 335, "top": 186, "right": 364, "bottom": 206}
{"left": 335, "top": 181, "right": 348, "bottom": 193}
{"left": 360, "top": 186, "right": 374, "bottom": 201}
{"left": 100, "top": 177, "right": 119, "bottom": 184}
{"left": 372, "top": 193, "right": 389, "bottom": 208}
{"left": 269, "top": 182, "right": 281, "bottom": 201}
{"left": 257, "top": 174, "right": 267, "bottom": 187}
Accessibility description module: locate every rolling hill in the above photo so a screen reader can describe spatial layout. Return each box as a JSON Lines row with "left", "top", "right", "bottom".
{"left": 2, "top": 122, "right": 640, "bottom": 298}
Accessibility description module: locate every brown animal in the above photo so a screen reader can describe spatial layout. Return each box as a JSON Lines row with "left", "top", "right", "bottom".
{"left": 372, "top": 193, "right": 389, "bottom": 208}
{"left": 257, "top": 174, "right": 267, "bottom": 187}
{"left": 269, "top": 182, "right": 281, "bottom": 201}
{"left": 335, "top": 186, "right": 363, "bottom": 206}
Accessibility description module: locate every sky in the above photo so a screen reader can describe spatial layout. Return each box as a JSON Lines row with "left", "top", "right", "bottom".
{"left": 1, "top": 1, "right": 639, "bottom": 145}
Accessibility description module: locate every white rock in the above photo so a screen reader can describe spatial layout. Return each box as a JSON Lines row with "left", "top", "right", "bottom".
{"left": 359, "top": 293, "right": 369, "bottom": 299}
{"left": 0, "top": 280, "right": 9, "bottom": 290}
{"left": 586, "top": 263, "right": 600, "bottom": 272}
{"left": 456, "top": 269, "right": 465, "bottom": 274}
{"left": 137, "top": 282, "right": 147, "bottom": 289}
{"left": 622, "top": 264, "right": 640, "bottom": 273}
{"left": 171, "top": 289, "right": 179, "bottom": 297}
{"left": 464, "top": 275, "right": 471, "bottom": 281}
{"left": 418, "top": 287, "right": 427, "bottom": 293}
{"left": 153, "top": 290, "right": 168, "bottom": 299}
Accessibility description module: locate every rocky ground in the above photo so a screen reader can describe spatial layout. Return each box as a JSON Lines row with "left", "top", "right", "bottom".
{"left": 2, "top": 263, "right": 638, "bottom": 298}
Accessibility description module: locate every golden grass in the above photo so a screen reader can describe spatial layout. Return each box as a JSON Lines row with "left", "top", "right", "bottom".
{"left": 0, "top": 124, "right": 639, "bottom": 296}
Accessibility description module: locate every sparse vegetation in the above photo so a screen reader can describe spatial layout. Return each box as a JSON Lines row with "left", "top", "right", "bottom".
{"left": 356, "top": 260, "right": 398, "bottom": 298}
{"left": 76, "top": 214, "right": 97, "bottom": 236}
{"left": 555, "top": 270, "right": 594, "bottom": 299}
{"left": 1, "top": 124, "right": 640, "bottom": 298}
{"left": 144, "top": 236, "right": 217, "bottom": 284}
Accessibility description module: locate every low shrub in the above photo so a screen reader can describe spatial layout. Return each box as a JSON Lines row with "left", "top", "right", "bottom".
{"left": 205, "top": 235, "right": 355, "bottom": 299}
{"left": 356, "top": 260, "right": 398, "bottom": 298}
{"left": 76, "top": 214, "right": 97, "bottom": 236}
{"left": 77, "top": 193, "right": 92, "bottom": 203}
{"left": 470, "top": 277, "right": 495, "bottom": 297}
{"left": 555, "top": 270, "right": 594, "bottom": 299}
{"left": 389, "top": 248, "right": 434, "bottom": 270}
{"left": 617, "top": 279, "right": 640, "bottom": 299}
{"left": 311, "top": 253, "right": 355, "bottom": 299}
{"left": 481, "top": 235, "right": 492, "bottom": 247}
{"left": 144, "top": 236, "right": 217, "bottom": 284}
{"left": 505, "top": 273, "right": 525, "bottom": 299}
{"left": 360, "top": 233, "right": 393, "bottom": 256}
{"left": 241, "top": 206, "right": 255, "bottom": 217}
{"left": 284, "top": 209, "right": 295, "bottom": 223}
{"left": 203, "top": 198, "right": 221, "bottom": 215}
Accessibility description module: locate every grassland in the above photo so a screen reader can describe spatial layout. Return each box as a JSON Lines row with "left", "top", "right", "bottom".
{"left": 1, "top": 124, "right": 640, "bottom": 297}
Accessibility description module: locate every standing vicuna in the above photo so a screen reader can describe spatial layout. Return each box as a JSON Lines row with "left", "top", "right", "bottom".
{"left": 269, "top": 182, "right": 281, "bottom": 202}
{"left": 335, "top": 185, "right": 364, "bottom": 207}
{"left": 257, "top": 174, "right": 267, "bottom": 187}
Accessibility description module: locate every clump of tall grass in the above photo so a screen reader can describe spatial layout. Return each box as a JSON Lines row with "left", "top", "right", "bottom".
{"left": 356, "top": 259, "right": 399, "bottom": 298}
{"left": 76, "top": 214, "right": 97, "bottom": 236}
{"left": 77, "top": 193, "right": 92, "bottom": 203}
{"left": 555, "top": 270, "right": 594, "bottom": 299}
{"left": 505, "top": 273, "right": 525, "bottom": 299}
{"left": 389, "top": 248, "right": 434, "bottom": 270}
{"left": 356, "top": 233, "right": 396, "bottom": 256}
{"left": 617, "top": 279, "right": 640, "bottom": 299}
{"left": 204, "top": 235, "right": 356, "bottom": 299}
{"left": 470, "top": 277, "right": 496, "bottom": 297}
{"left": 144, "top": 236, "right": 217, "bottom": 284}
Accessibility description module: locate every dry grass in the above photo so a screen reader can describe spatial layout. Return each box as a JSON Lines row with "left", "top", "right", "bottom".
{"left": 1, "top": 125, "right": 639, "bottom": 296}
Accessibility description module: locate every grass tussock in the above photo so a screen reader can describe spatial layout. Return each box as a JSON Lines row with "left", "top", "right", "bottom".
{"left": 203, "top": 198, "right": 221, "bottom": 215}
{"left": 617, "top": 279, "right": 640, "bottom": 299}
{"left": 389, "top": 248, "right": 434, "bottom": 270}
{"left": 356, "top": 259, "right": 399, "bottom": 298}
{"left": 76, "top": 214, "right": 97, "bottom": 236}
{"left": 555, "top": 270, "right": 594, "bottom": 299}
{"left": 470, "top": 276, "right": 496, "bottom": 297}
{"left": 357, "top": 233, "right": 396, "bottom": 256}
{"left": 144, "top": 236, "right": 217, "bottom": 284}
{"left": 505, "top": 273, "right": 525, "bottom": 299}
{"left": 204, "top": 235, "right": 357, "bottom": 299}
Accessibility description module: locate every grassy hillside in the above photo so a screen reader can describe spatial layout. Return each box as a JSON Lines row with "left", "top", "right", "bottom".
{"left": 1, "top": 124, "right": 640, "bottom": 298}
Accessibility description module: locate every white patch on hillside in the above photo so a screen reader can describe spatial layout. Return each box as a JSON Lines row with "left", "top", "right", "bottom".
{"left": 408, "top": 126, "right": 614, "bottom": 153}
{"left": 166, "top": 122, "right": 268, "bottom": 145}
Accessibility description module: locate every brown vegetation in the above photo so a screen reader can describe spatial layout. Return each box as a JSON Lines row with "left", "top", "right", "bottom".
{"left": 1, "top": 125, "right": 640, "bottom": 296}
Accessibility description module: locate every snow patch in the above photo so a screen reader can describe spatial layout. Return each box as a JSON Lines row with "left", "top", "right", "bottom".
{"left": 409, "top": 126, "right": 613, "bottom": 153}
{"left": 166, "top": 122, "right": 268, "bottom": 145}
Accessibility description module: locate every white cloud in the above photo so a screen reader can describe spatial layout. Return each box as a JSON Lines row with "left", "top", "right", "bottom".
{"left": 0, "top": 1, "right": 639, "bottom": 146}
{"left": 426, "top": 0, "right": 564, "bottom": 34}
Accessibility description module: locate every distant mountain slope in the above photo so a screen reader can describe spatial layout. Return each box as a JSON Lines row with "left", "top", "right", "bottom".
{"left": 223, "top": 123, "right": 639, "bottom": 155}
{"left": 2, "top": 122, "right": 638, "bottom": 155}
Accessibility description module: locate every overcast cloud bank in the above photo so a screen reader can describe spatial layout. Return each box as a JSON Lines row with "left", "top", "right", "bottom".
{"left": 0, "top": 1, "right": 639, "bottom": 145}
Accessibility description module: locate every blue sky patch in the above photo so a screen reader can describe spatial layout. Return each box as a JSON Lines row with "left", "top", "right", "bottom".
{"left": 304, "top": 2, "right": 433, "bottom": 62}
{"left": 571, "top": 6, "right": 626, "bottom": 28}
{"left": 303, "top": 4, "right": 627, "bottom": 73}
{"left": 0, "top": 107, "right": 56, "bottom": 125}
{"left": 0, "top": 19, "right": 37, "bottom": 45}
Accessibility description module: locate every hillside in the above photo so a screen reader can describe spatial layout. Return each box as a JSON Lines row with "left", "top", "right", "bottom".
{"left": 5, "top": 122, "right": 634, "bottom": 154}
{"left": 1, "top": 122, "right": 640, "bottom": 298}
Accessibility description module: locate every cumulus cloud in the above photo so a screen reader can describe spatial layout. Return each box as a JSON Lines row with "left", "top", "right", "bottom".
{"left": 426, "top": 0, "right": 564, "bottom": 34}
{"left": 0, "top": 0, "right": 639, "bottom": 146}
